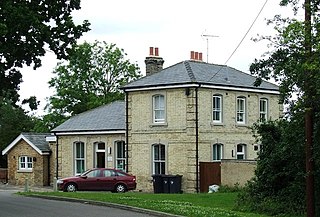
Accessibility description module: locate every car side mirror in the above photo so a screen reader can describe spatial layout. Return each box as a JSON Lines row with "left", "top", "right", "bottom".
{"left": 80, "top": 175, "right": 87, "bottom": 179}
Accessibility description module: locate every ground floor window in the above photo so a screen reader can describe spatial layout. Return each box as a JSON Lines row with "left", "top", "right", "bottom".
{"left": 236, "top": 144, "right": 247, "bottom": 159}
{"left": 115, "top": 140, "right": 126, "bottom": 171}
{"left": 212, "top": 143, "right": 223, "bottom": 161}
{"left": 19, "top": 156, "right": 32, "bottom": 171}
{"left": 152, "top": 143, "right": 166, "bottom": 174}
{"left": 74, "top": 141, "right": 85, "bottom": 174}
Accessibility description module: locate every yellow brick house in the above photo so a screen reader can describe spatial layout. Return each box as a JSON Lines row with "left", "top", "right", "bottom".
{"left": 121, "top": 49, "right": 282, "bottom": 193}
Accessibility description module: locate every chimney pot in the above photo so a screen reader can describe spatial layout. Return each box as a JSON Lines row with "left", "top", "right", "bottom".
{"left": 199, "top": 52, "right": 203, "bottom": 61}
{"left": 149, "top": 47, "right": 154, "bottom": 56}
{"left": 195, "top": 52, "right": 199, "bottom": 60}
{"left": 190, "top": 51, "right": 195, "bottom": 60}
{"left": 155, "top": 47, "right": 159, "bottom": 56}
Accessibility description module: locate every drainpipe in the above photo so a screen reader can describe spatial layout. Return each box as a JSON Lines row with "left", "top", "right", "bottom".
{"left": 195, "top": 85, "right": 200, "bottom": 193}
{"left": 125, "top": 91, "right": 129, "bottom": 173}
{"left": 54, "top": 133, "right": 58, "bottom": 179}
{"left": 47, "top": 151, "right": 51, "bottom": 186}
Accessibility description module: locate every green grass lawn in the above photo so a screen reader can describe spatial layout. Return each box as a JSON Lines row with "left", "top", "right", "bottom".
{"left": 20, "top": 191, "right": 271, "bottom": 217}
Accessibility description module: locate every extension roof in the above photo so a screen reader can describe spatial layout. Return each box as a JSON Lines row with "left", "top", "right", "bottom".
{"left": 122, "top": 60, "right": 279, "bottom": 93}
{"left": 2, "top": 133, "right": 51, "bottom": 155}
{"left": 51, "top": 101, "right": 125, "bottom": 134}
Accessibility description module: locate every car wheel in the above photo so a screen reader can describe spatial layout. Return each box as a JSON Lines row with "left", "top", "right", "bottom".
{"left": 115, "top": 184, "right": 126, "bottom": 193}
{"left": 65, "top": 183, "right": 77, "bottom": 192}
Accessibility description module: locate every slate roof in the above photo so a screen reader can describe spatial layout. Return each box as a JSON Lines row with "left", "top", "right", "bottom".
{"left": 22, "top": 133, "right": 52, "bottom": 152}
{"left": 122, "top": 60, "right": 279, "bottom": 92}
{"left": 51, "top": 101, "right": 125, "bottom": 133}
{"left": 2, "top": 132, "right": 51, "bottom": 155}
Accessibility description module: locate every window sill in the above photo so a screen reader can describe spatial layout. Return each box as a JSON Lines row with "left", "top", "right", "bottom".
{"left": 150, "top": 122, "right": 168, "bottom": 127}
{"left": 235, "top": 123, "right": 248, "bottom": 127}
{"left": 211, "top": 122, "right": 224, "bottom": 126}
{"left": 17, "top": 169, "right": 33, "bottom": 173}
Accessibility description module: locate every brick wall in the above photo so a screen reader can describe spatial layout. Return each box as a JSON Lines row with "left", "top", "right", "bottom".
{"left": 221, "top": 159, "right": 257, "bottom": 186}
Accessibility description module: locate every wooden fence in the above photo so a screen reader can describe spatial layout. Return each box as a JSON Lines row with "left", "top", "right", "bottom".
{"left": 0, "top": 168, "right": 8, "bottom": 183}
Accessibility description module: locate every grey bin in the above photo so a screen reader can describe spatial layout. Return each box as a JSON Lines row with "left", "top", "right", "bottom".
{"left": 152, "top": 174, "right": 182, "bottom": 194}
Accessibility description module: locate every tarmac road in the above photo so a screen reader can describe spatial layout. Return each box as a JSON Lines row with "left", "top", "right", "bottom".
{"left": 0, "top": 184, "right": 180, "bottom": 217}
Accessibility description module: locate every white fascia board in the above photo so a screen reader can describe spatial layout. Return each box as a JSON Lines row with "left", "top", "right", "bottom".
{"left": 2, "top": 134, "right": 43, "bottom": 155}
{"left": 201, "top": 84, "right": 280, "bottom": 95}
{"left": 54, "top": 130, "right": 126, "bottom": 136}
{"left": 124, "top": 84, "right": 199, "bottom": 92}
{"left": 124, "top": 83, "right": 279, "bottom": 95}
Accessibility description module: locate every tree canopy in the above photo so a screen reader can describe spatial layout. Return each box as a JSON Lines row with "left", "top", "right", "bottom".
{"left": 0, "top": 0, "right": 90, "bottom": 104}
{"left": 250, "top": 0, "right": 320, "bottom": 108}
{"left": 45, "top": 41, "right": 141, "bottom": 126}
{"left": 237, "top": 1, "right": 320, "bottom": 215}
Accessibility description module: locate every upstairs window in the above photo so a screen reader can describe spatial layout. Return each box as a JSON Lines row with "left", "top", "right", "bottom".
{"left": 212, "top": 95, "right": 222, "bottom": 123}
{"left": 212, "top": 143, "right": 223, "bottom": 161}
{"left": 259, "top": 98, "right": 268, "bottom": 121}
{"left": 19, "top": 156, "right": 32, "bottom": 171}
{"left": 236, "top": 97, "right": 246, "bottom": 124}
{"left": 153, "top": 94, "right": 165, "bottom": 123}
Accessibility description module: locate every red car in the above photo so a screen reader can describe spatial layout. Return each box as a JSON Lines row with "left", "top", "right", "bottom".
{"left": 57, "top": 168, "right": 136, "bottom": 193}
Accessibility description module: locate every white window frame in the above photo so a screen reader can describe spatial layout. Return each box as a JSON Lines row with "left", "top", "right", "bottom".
{"left": 74, "top": 141, "right": 85, "bottom": 175}
{"left": 153, "top": 94, "right": 165, "bottom": 123}
{"left": 19, "top": 156, "right": 33, "bottom": 171}
{"left": 236, "top": 97, "right": 246, "bottom": 124}
{"left": 236, "top": 144, "right": 246, "bottom": 160}
{"left": 115, "top": 140, "right": 126, "bottom": 172}
{"left": 259, "top": 98, "right": 268, "bottom": 121}
{"left": 212, "top": 95, "right": 222, "bottom": 123}
{"left": 212, "top": 143, "right": 223, "bottom": 161}
{"left": 152, "top": 144, "right": 166, "bottom": 174}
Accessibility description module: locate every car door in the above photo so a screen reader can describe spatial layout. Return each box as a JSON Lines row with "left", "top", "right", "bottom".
{"left": 77, "top": 169, "right": 103, "bottom": 190}
{"left": 100, "top": 169, "right": 118, "bottom": 190}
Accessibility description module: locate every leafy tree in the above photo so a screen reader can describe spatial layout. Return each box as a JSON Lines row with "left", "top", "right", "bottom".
{"left": 250, "top": 1, "right": 320, "bottom": 107}
{"left": 47, "top": 41, "right": 141, "bottom": 118}
{"left": 237, "top": 116, "right": 307, "bottom": 215}
{"left": 237, "top": 0, "right": 320, "bottom": 215}
{"left": 0, "top": 101, "right": 35, "bottom": 167}
{"left": 0, "top": 0, "right": 90, "bottom": 104}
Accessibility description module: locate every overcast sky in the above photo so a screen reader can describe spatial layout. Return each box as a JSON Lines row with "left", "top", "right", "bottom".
{"left": 19, "top": 0, "right": 295, "bottom": 115}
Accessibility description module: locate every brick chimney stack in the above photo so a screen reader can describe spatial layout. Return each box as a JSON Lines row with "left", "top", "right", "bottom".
{"left": 190, "top": 51, "right": 203, "bottom": 61}
{"left": 145, "top": 47, "right": 164, "bottom": 76}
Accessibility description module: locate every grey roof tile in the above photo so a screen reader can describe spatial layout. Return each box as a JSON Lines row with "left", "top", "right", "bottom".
{"left": 22, "top": 132, "right": 51, "bottom": 152}
{"left": 51, "top": 101, "right": 125, "bottom": 133}
{"left": 123, "top": 60, "right": 279, "bottom": 91}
